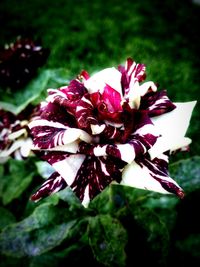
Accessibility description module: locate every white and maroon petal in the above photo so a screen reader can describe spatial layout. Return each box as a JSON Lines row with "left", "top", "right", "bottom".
{"left": 78, "top": 112, "right": 158, "bottom": 164}
{"left": 47, "top": 79, "right": 87, "bottom": 110}
{"left": 52, "top": 154, "right": 86, "bottom": 186}
{"left": 29, "top": 119, "right": 92, "bottom": 150}
{"left": 70, "top": 155, "right": 125, "bottom": 207}
{"left": 83, "top": 67, "right": 122, "bottom": 96}
{"left": 75, "top": 93, "right": 99, "bottom": 131}
{"left": 0, "top": 139, "right": 26, "bottom": 159}
{"left": 114, "top": 123, "right": 158, "bottom": 163}
{"left": 31, "top": 172, "right": 68, "bottom": 202}
{"left": 118, "top": 58, "right": 146, "bottom": 96}
{"left": 149, "top": 101, "right": 197, "bottom": 159}
{"left": 121, "top": 153, "right": 184, "bottom": 198}
{"left": 33, "top": 151, "right": 125, "bottom": 206}
{"left": 126, "top": 81, "right": 157, "bottom": 109}
{"left": 60, "top": 79, "right": 87, "bottom": 99}
{"left": 35, "top": 101, "right": 77, "bottom": 127}
{"left": 140, "top": 90, "right": 176, "bottom": 117}
{"left": 125, "top": 58, "right": 146, "bottom": 83}
{"left": 101, "top": 84, "right": 123, "bottom": 112}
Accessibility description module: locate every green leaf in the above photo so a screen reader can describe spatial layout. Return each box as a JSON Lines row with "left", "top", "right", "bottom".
{"left": 0, "top": 68, "right": 69, "bottom": 115}
{"left": 0, "top": 158, "right": 35, "bottom": 205}
{"left": 176, "top": 234, "right": 200, "bottom": 259}
{"left": 0, "top": 207, "right": 16, "bottom": 231}
{"left": 29, "top": 253, "right": 61, "bottom": 267}
{"left": 88, "top": 186, "right": 113, "bottom": 214}
{"left": 0, "top": 222, "right": 76, "bottom": 258}
{"left": 134, "top": 208, "right": 170, "bottom": 263}
{"left": 169, "top": 156, "right": 200, "bottom": 194}
{"left": 0, "top": 202, "right": 77, "bottom": 257}
{"left": 27, "top": 222, "right": 76, "bottom": 256}
{"left": 88, "top": 214, "right": 127, "bottom": 267}
{"left": 90, "top": 185, "right": 171, "bottom": 264}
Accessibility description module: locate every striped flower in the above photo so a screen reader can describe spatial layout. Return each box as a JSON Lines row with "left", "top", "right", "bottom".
{"left": 28, "top": 58, "right": 196, "bottom": 207}
{"left": 0, "top": 107, "right": 33, "bottom": 163}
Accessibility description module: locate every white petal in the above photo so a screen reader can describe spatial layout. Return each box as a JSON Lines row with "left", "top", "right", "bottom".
{"left": 91, "top": 124, "right": 105, "bottom": 135}
{"left": 20, "top": 138, "right": 33, "bottom": 157}
{"left": 0, "top": 139, "right": 25, "bottom": 158}
{"left": 81, "top": 185, "right": 90, "bottom": 208}
{"left": 128, "top": 81, "right": 157, "bottom": 109}
{"left": 115, "top": 144, "right": 136, "bottom": 163}
{"left": 8, "top": 128, "right": 27, "bottom": 140}
{"left": 121, "top": 160, "right": 177, "bottom": 194}
{"left": 149, "top": 101, "right": 197, "bottom": 159}
{"left": 83, "top": 67, "right": 122, "bottom": 95}
{"left": 63, "top": 128, "right": 92, "bottom": 144}
{"left": 53, "top": 154, "right": 85, "bottom": 186}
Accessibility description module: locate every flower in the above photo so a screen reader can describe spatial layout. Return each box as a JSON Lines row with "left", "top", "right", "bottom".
{"left": 0, "top": 36, "right": 49, "bottom": 88}
{"left": 0, "top": 106, "right": 34, "bottom": 163}
{"left": 28, "top": 58, "right": 196, "bottom": 207}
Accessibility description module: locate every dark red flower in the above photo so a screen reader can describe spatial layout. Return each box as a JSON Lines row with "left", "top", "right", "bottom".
{"left": 0, "top": 36, "right": 49, "bottom": 88}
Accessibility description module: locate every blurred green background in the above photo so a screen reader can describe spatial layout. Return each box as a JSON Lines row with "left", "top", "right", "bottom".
{"left": 0, "top": 0, "right": 199, "bottom": 266}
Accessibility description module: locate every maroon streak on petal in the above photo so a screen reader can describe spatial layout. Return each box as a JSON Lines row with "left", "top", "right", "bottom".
{"left": 35, "top": 150, "right": 70, "bottom": 165}
{"left": 140, "top": 90, "right": 176, "bottom": 117}
{"left": 118, "top": 58, "right": 146, "bottom": 95}
{"left": 98, "top": 124, "right": 124, "bottom": 142}
{"left": 46, "top": 80, "right": 87, "bottom": 119}
{"left": 75, "top": 93, "right": 98, "bottom": 131}
{"left": 38, "top": 102, "right": 76, "bottom": 126}
{"left": 31, "top": 172, "right": 67, "bottom": 201}
{"left": 70, "top": 156, "right": 126, "bottom": 202}
{"left": 136, "top": 155, "right": 184, "bottom": 198}
{"left": 60, "top": 79, "right": 87, "bottom": 100}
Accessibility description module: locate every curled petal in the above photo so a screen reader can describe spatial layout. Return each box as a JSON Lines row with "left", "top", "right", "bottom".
{"left": 35, "top": 102, "right": 77, "bottom": 126}
{"left": 90, "top": 85, "right": 123, "bottom": 122}
{"left": 121, "top": 153, "right": 184, "bottom": 198}
{"left": 83, "top": 67, "right": 122, "bottom": 96}
{"left": 47, "top": 80, "right": 87, "bottom": 115}
{"left": 127, "top": 81, "right": 157, "bottom": 109}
